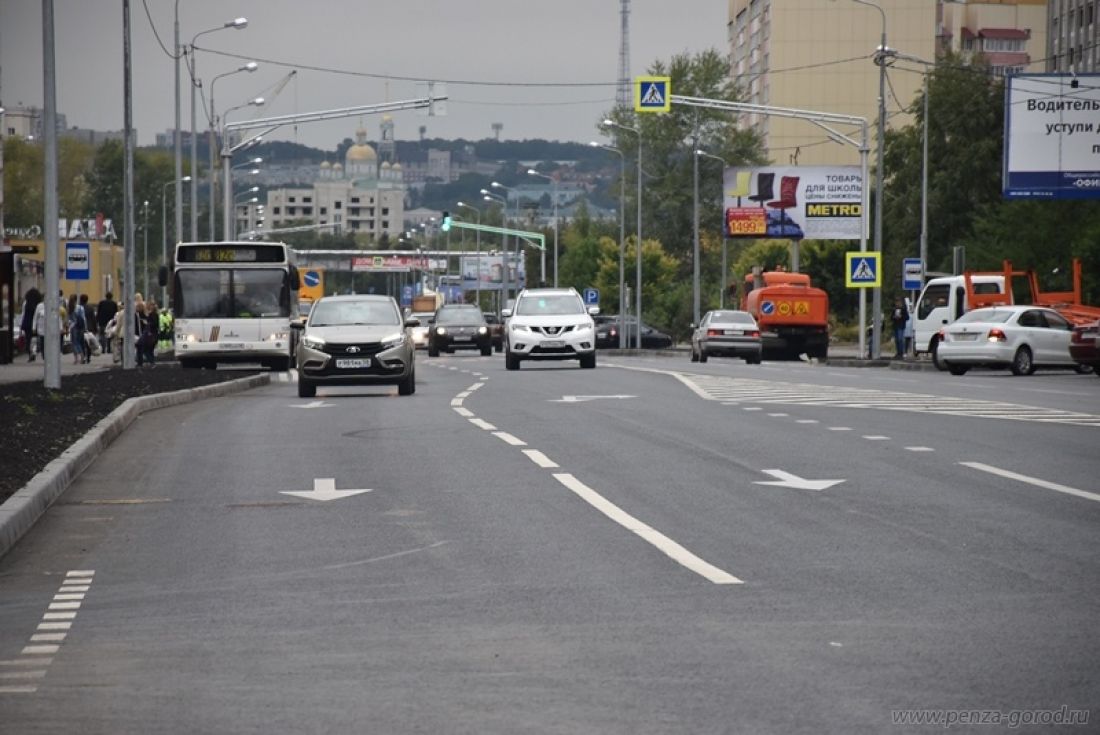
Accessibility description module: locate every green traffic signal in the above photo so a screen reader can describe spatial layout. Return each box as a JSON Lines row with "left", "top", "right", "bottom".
{"left": 441, "top": 211, "right": 452, "bottom": 232}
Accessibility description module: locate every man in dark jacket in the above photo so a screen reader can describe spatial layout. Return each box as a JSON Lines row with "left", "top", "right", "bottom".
{"left": 97, "top": 291, "right": 118, "bottom": 354}
{"left": 891, "top": 297, "right": 909, "bottom": 359}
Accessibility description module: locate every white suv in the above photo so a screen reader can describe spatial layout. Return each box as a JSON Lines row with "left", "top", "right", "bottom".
{"left": 503, "top": 288, "right": 598, "bottom": 370}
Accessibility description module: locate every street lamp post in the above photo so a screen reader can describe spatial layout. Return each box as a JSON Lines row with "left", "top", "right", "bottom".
{"left": 457, "top": 201, "right": 482, "bottom": 307}
{"left": 696, "top": 149, "right": 730, "bottom": 309}
{"left": 221, "top": 97, "right": 265, "bottom": 241}
{"left": 209, "top": 61, "right": 258, "bottom": 241}
{"left": 188, "top": 17, "right": 247, "bottom": 242}
{"left": 482, "top": 189, "right": 508, "bottom": 312}
{"left": 590, "top": 141, "right": 626, "bottom": 347}
{"left": 526, "top": 169, "right": 557, "bottom": 286}
{"left": 492, "top": 181, "right": 529, "bottom": 290}
{"left": 602, "top": 118, "right": 643, "bottom": 349}
{"left": 142, "top": 200, "right": 150, "bottom": 296}
{"left": 162, "top": 175, "right": 190, "bottom": 307}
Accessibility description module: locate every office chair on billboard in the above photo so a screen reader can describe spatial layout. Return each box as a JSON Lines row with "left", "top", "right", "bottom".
{"left": 766, "top": 175, "right": 803, "bottom": 239}
{"left": 747, "top": 172, "right": 774, "bottom": 207}
{"left": 725, "top": 171, "right": 751, "bottom": 206}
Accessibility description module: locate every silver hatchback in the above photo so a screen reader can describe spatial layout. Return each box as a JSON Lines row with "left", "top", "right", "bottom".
{"left": 691, "top": 310, "right": 762, "bottom": 364}
{"left": 292, "top": 295, "right": 418, "bottom": 397}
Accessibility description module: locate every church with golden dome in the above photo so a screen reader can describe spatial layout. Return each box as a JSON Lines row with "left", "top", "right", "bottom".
{"left": 262, "top": 118, "right": 405, "bottom": 240}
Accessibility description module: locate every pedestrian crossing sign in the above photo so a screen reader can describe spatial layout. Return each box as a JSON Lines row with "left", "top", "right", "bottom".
{"left": 845, "top": 251, "right": 881, "bottom": 288}
{"left": 635, "top": 76, "right": 671, "bottom": 113}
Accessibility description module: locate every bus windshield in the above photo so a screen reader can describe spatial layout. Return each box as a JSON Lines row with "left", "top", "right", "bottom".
{"left": 176, "top": 268, "right": 290, "bottom": 318}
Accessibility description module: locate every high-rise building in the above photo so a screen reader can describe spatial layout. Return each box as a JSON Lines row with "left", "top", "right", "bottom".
{"left": 730, "top": 1, "right": 1038, "bottom": 165}
{"left": 1047, "top": 0, "right": 1099, "bottom": 72}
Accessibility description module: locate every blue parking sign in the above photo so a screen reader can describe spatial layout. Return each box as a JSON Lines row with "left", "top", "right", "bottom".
{"left": 583, "top": 287, "right": 599, "bottom": 305}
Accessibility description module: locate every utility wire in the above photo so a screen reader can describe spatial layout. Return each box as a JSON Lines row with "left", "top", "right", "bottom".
{"left": 141, "top": 0, "right": 183, "bottom": 60}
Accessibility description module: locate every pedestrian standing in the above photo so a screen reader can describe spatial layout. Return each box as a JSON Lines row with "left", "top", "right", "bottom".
{"left": 68, "top": 294, "right": 87, "bottom": 365}
{"left": 140, "top": 299, "right": 160, "bottom": 366}
{"left": 33, "top": 298, "right": 47, "bottom": 358}
{"left": 19, "top": 288, "right": 42, "bottom": 361}
{"left": 891, "top": 297, "right": 909, "bottom": 359}
{"left": 97, "top": 291, "right": 118, "bottom": 354}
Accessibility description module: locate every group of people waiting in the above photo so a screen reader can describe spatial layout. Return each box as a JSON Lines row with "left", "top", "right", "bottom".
{"left": 17, "top": 288, "right": 168, "bottom": 367}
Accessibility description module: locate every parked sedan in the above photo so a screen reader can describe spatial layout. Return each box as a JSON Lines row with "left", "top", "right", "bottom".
{"left": 602, "top": 316, "right": 674, "bottom": 349}
{"left": 690, "top": 310, "right": 762, "bottom": 364}
{"left": 292, "top": 295, "right": 417, "bottom": 397}
{"left": 482, "top": 312, "right": 504, "bottom": 352}
{"left": 1069, "top": 319, "right": 1100, "bottom": 376}
{"left": 936, "top": 305, "right": 1079, "bottom": 376}
{"left": 593, "top": 315, "right": 622, "bottom": 349}
{"left": 428, "top": 304, "right": 492, "bottom": 356}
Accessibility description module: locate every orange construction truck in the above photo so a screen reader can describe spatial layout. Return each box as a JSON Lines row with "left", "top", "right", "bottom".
{"left": 741, "top": 269, "right": 830, "bottom": 360}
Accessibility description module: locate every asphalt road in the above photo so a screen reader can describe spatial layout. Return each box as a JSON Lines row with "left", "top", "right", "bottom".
{"left": 1, "top": 353, "right": 1097, "bottom": 733}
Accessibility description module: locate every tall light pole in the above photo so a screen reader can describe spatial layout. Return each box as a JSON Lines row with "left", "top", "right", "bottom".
{"left": 188, "top": 17, "right": 247, "bottom": 241}
{"left": 221, "top": 97, "right": 265, "bottom": 241}
{"left": 602, "top": 118, "right": 643, "bottom": 349}
{"left": 173, "top": 1, "right": 182, "bottom": 253}
{"left": 457, "top": 201, "right": 482, "bottom": 307}
{"left": 590, "top": 141, "right": 626, "bottom": 347}
{"left": 142, "top": 200, "right": 150, "bottom": 296}
{"left": 209, "top": 61, "right": 258, "bottom": 242}
{"left": 526, "top": 169, "right": 557, "bottom": 286}
{"left": 162, "top": 175, "right": 190, "bottom": 307}
{"left": 492, "top": 181, "right": 530, "bottom": 288}
{"left": 845, "top": 0, "right": 887, "bottom": 358}
{"left": 690, "top": 116, "right": 701, "bottom": 325}
{"left": 696, "top": 149, "right": 730, "bottom": 309}
{"left": 482, "top": 190, "right": 508, "bottom": 312}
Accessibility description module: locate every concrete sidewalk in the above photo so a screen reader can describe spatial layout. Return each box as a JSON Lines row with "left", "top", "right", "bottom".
{"left": 0, "top": 347, "right": 141, "bottom": 386}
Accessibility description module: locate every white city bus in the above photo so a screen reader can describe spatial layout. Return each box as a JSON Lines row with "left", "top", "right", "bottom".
{"left": 169, "top": 241, "right": 300, "bottom": 370}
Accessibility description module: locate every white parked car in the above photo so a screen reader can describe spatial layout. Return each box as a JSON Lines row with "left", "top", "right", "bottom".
{"left": 935, "top": 305, "right": 1079, "bottom": 376}
{"left": 503, "top": 288, "right": 598, "bottom": 370}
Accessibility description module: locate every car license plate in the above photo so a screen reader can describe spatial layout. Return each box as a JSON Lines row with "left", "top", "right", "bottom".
{"left": 219, "top": 342, "right": 245, "bottom": 350}
{"left": 335, "top": 358, "right": 370, "bottom": 369}
{"left": 541, "top": 340, "right": 565, "bottom": 348}
{"left": 723, "top": 329, "right": 742, "bottom": 335}
{"left": 955, "top": 333, "right": 979, "bottom": 341}
{"left": 454, "top": 335, "right": 471, "bottom": 341}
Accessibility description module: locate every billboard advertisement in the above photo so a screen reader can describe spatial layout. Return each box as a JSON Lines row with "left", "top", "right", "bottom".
{"left": 460, "top": 253, "right": 526, "bottom": 291}
{"left": 723, "top": 166, "right": 864, "bottom": 240}
{"left": 1003, "top": 73, "right": 1100, "bottom": 199}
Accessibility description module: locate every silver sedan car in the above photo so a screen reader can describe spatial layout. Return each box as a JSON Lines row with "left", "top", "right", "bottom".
{"left": 691, "top": 310, "right": 762, "bottom": 364}
{"left": 936, "top": 305, "right": 1079, "bottom": 376}
{"left": 292, "top": 295, "right": 418, "bottom": 397}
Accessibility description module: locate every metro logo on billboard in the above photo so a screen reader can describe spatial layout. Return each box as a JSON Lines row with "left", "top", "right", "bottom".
{"left": 723, "top": 166, "right": 864, "bottom": 240}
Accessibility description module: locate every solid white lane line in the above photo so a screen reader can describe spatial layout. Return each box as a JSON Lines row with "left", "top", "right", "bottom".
{"left": 30, "top": 634, "right": 66, "bottom": 643}
{"left": 960, "top": 462, "right": 1100, "bottom": 504}
{"left": 453, "top": 407, "right": 474, "bottom": 417}
{"left": 906, "top": 446, "right": 935, "bottom": 452}
{"left": 36, "top": 623, "right": 71, "bottom": 631}
{"left": 828, "top": 427, "right": 852, "bottom": 431}
{"left": 552, "top": 473, "right": 743, "bottom": 585}
{"left": 862, "top": 435, "right": 890, "bottom": 441}
{"left": 522, "top": 450, "right": 559, "bottom": 468}
{"left": 42, "top": 613, "right": 76, "bottom": 620}
{"left": 493, "top": 431, "right": 527, "bottom": 446}
{"left": 469, "top": 418, "right": 498, "bottom": 431}
{"left": 52, "top": 594, "right": 84, "bottom": 601}
{"left": 21, "top": 646, "right": 59, "bottom": 655}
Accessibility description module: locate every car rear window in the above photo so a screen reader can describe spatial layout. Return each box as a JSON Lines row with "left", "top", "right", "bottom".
{"left": 956, "top": 308, "right": 1012, "bottom": 324}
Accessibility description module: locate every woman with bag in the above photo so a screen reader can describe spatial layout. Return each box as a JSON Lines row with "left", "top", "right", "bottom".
{"left": 19, "top": 288, "right": 41, "bottom": 361}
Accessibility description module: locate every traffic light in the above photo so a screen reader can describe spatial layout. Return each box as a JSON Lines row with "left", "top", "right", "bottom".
{"left": 441, "top": 211, "right": 452, "bottom": 232}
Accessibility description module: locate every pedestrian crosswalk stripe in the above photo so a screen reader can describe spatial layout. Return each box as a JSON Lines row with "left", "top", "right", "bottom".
{"left": 680, "top": 374, "right": 1100, "bottom": 427}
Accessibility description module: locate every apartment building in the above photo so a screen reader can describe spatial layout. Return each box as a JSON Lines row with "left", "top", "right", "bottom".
{"left": 939, "top": 0, "right": 1047, "bottom": 77}
{"left": 1048, "top": 0, "right": 1100, "bottom": 72}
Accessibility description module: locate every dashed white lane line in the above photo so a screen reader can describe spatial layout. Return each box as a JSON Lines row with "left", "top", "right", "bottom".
{"left": 469, "top": 418, "right": 497, "bottom": 431}
{"left": 453, "top": 407, "right": 474, "bottom": 418}
{"left": 552, "top": 473, "right": 743, "bottom": 586}
{"left": 30, "top": 634, "right": 66, "bottom": 643}
{"left": 0, "top": 659, "right": 52, "bottom": 666}
{"left": 740, "top": 406, "right": 763, "bottom": 411}
{"left": 47, "top": 602, "right": 80, "bottom": 611}
{"left": 467, "top": 383, "right": 483, "bottom": 391}
{"left": 522, "top": 449, "right": 559, "bottom": 468}
{"left": 493, "top": 431, "right": 527, "bottom": 446}
{"left": 767, "top": 412, "right": 788, "bottom": 417}
{"left": 52, "top": 594, "right": 84, "bottom": 601}
{"left": 0, "top": 670, "right": 47, "bottom": 679}
{"left": 796, "top": 419, "right": 819, "bottom": 424}
{"left": 906, "top": 446, "right": 935, "bottom": 452}
{"left": 455, "top": 391, "right": 471, "bottom": 399}
{"left": 450, "top": 398, "right": 465, "bottom": 407}
{"left": 42, "top": 612, "right": 76, "bottom": 620}
{"left": 863, "top": 435, "right": 890, "bottom": 441}
{"left": 21, "top": 645, "right": 59, "bottom": 656}
{"left": 36, "top": 623, "right": 70, "bottom": 631}
{"left": 960, "top": 462, "right": 1100, "bottom": 504}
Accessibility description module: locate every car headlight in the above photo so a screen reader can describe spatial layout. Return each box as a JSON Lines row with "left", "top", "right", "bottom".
{"left": 178, "top": 332, "right": 197, "bottom": 343}
{"left": 302, "top": 335, "right": 326, "bottom": 350}
{"left": 381, "top": 333, "right": 407, "bottom": 349}
{"left": 269, "top": 330, "right": 288, "bottom": 341}
{"left": 511, "top": 323, "right": 532, "bottom": 333}
{"left": 435, "top": 327, "right": 447, "bottom": 336}
{"left": 478, "top": 326, "right": 488, "bottom": 335}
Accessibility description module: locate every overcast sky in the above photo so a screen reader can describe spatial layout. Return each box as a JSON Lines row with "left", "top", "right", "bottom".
{"left": 1, "top": 0, "right": 728, "bottom": 150}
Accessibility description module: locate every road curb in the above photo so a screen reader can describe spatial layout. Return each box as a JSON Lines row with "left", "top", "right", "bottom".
{"left": 0, "top": 373, "right": 271, "bottom": 560}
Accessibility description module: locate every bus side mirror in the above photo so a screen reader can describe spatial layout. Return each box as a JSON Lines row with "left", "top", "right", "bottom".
{"left": 289, "top": 265, "right": 301, "bottom": 291}
{"left": 158, "top": 265, "right": 169, "bottom": 287}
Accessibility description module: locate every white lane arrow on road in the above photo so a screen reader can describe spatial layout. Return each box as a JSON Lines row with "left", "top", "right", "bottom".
{"left": 753, "top": 469, "right": 845, "bottom": 492}
{"left": 550, "top": 395, "right": 637, "bottom": 403}
{"left": 281, "top": 478, "right": 372, "bottom": 502}
{"left": 289, "top": 400, "right": 333, "bottom": 408}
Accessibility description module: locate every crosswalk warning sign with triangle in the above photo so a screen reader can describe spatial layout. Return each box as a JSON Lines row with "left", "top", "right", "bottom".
{"left": 635, "top": 76, "right": 671, "bottom": 113}
{"left": 845, "top": 251, "right": 882, "bottom": 288}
